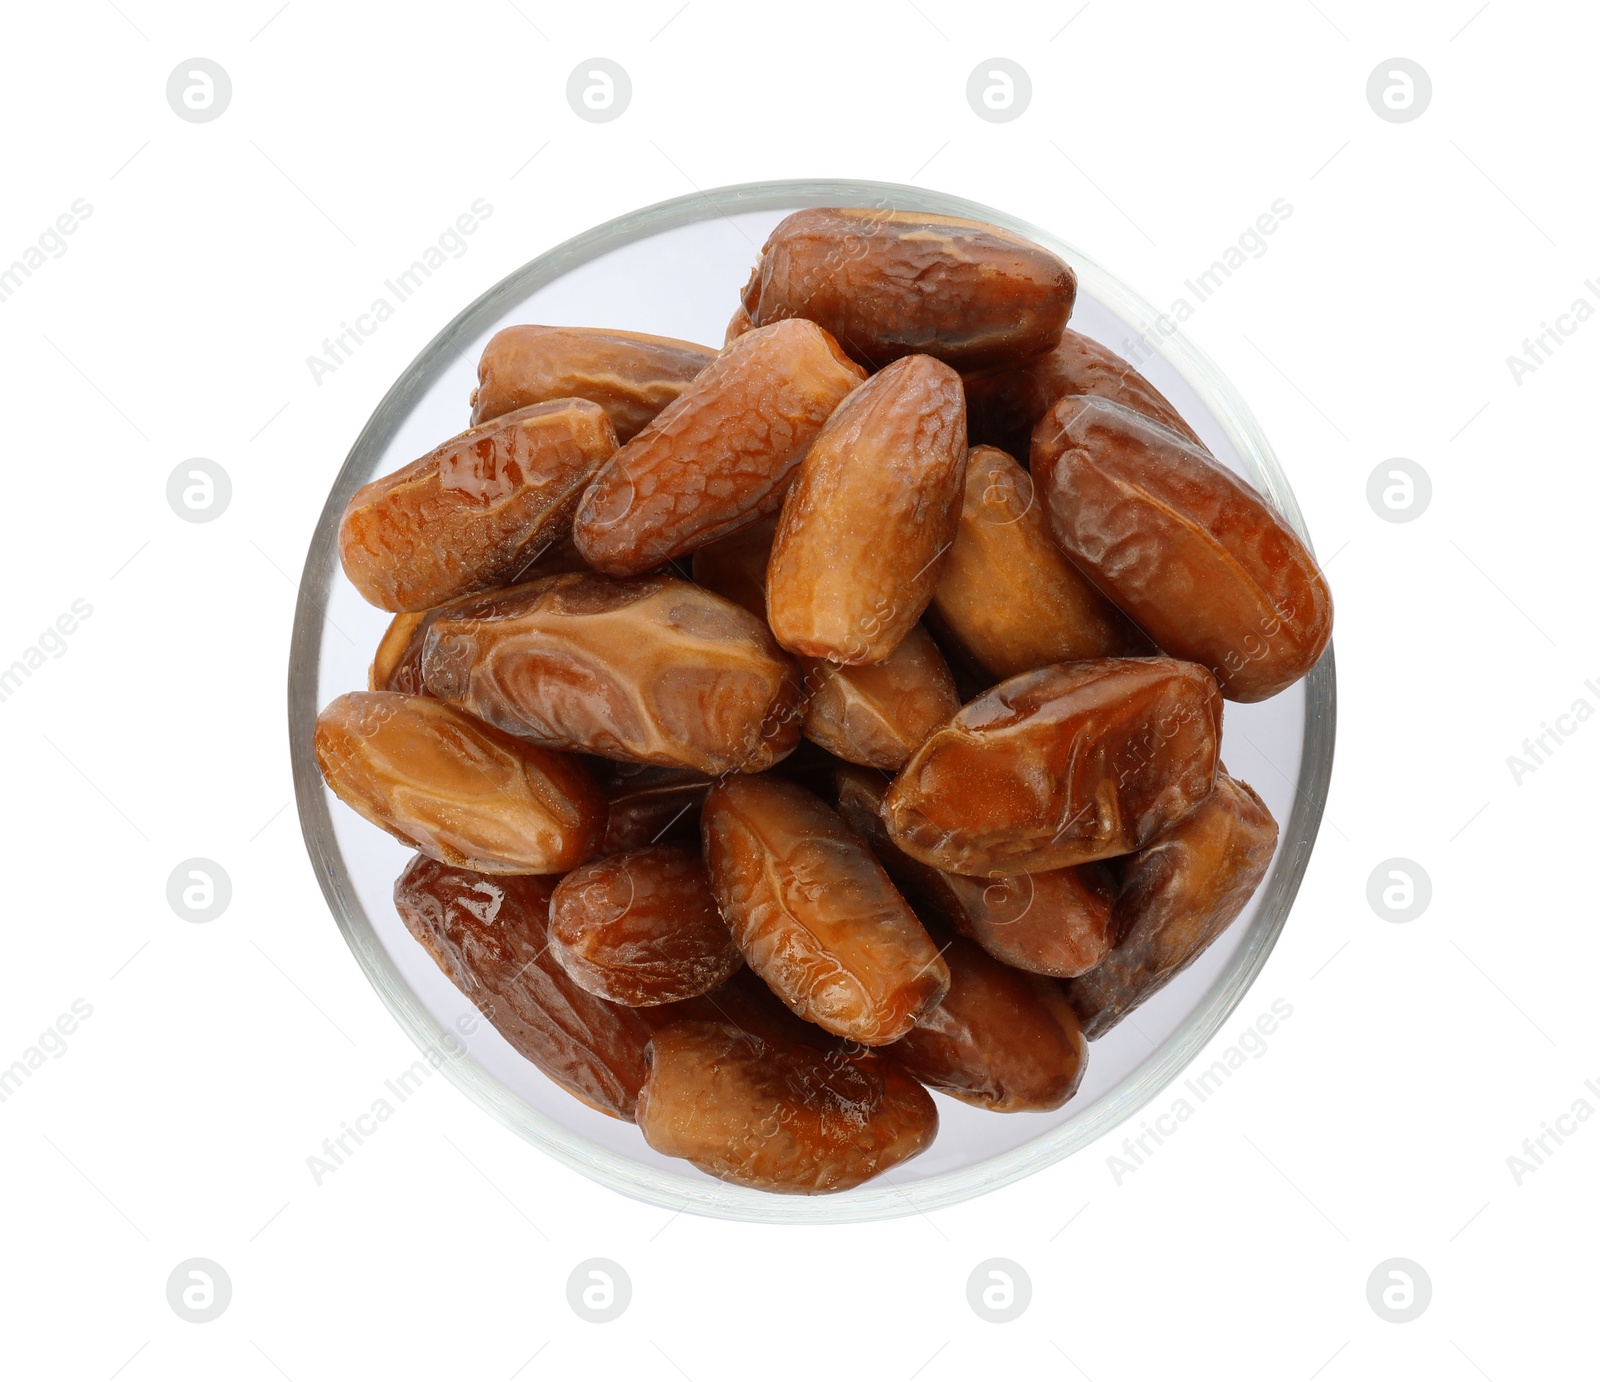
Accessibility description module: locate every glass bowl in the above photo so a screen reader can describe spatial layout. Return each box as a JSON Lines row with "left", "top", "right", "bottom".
{"left": 289, "top": 178, "right": 1336, "bottom": 1223}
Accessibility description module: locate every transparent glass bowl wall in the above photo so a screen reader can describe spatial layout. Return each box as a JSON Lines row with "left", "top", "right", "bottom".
{"left": 289, "top": 180, "right": 1336, "bottom": 1224}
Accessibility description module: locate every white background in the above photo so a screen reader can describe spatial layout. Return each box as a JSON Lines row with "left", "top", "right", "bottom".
{"left": 1, "top": 1, "right": 1593, "bottom": 1378}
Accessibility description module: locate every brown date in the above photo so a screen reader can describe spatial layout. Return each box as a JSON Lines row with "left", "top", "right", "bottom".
{"left": 1065, "top": 770, "right": 1279, "bottom": 1038}
{"left": 641, "top": 966, "right": 840, "bottom": 1052}
{"left": 370, "top": 609, "right": 430, "bottom": 695}
{"left": 930, "top": 446, "right": 1145, "bottom": 680}
{"left": 315, "top": 691, "right": 605, "bottom": 873}
{"left": 394, "top": 855, "right": 651, "bottom": 1118}
{"left": 421, "top": 572, "right": 803, "bottom": 776}
{"left": 549, "top": 844, "right": 743, "bottom": 1007}
{"left": 767, "top": 354, "right": 968, "bottom": 664}
{"left": 1033, "top": 395, "right": 1334, "bottom": 702}
{"left": 835, "top": 765, "right": 1115, "bottom": 977}
{"left": 882, "top": 657, "right": 1222, "bottom": 876}
{"left": 689, "top": 514, "right": 777, "bottom": 619}
{"left": 636, "top": 1021, "right": 937, "bottom": 1192}
{"left": 702, "top": 775, "right": 949, "bottom": 1045}
{"left": 800, "top": 625, "right": 959, "bottom": 771}
{"left": 724, "top": 302, "right": 754, "bottom": 346}
{"left": 964, "top": 327, "right": 1202, "bottom": 457}
{"left": 593, "top": 762, "right": 711, "bottom": 854}
{"left": 469, "top": 325, "right": 715, "bottom": 440}
{"left": 573, "top": 319, "right": 866, "bottom": 577}
{"left": 891, "top": 935, "right": 1087, "bottom": 1112}
{"left": 339, "top": 398, "right": 616, "bottom": 612}
{"left": 739, "top": 208, "right": 1076, "bottom": 371}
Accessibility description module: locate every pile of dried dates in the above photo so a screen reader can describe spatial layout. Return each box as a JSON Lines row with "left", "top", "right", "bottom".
{"left": 317, "top": 207, "right": 1333, "bottom": 1195}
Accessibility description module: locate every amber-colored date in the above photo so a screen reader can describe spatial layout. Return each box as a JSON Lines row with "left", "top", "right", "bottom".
{"left": 315, "top": 691, "right": 605, "bottom": 873}
{"left": 883, "top": 658, "right": 1222, "bottom": 876}
{"left": 641, "top": 966, "right": 839, "bottom": 1052}
{"left": 930, "top": 446, "right": 1144, "bottom": 680}
{"left": 469, "top": 325, "right": 715, "bottom": 440}
{"left": 801, "top": 626, "right": 959, "bottom": 771}
{"left": 1033, "top": 396, "right": 1334, "bottom": 702}
{"left": 573, "top": 319, "right": 866, "bottom": 577}
{"left": 394, "top": 855, "right": 652, "bottom": 1118}
{"left": 1065, "top": 770, "right": 1279, "bottom": 1038}
{"left": 421, "top": 573, "right": 803, "bottom": 776}
{"left": 767, "top": 354, "right": 967, "bottom": 664}
{"left": 593, "top": 762, "right": 711, "bottom": 854}
{"left": 702, "top": 775, "right": 949, "bottom": 1045}
{"left": 964, "top": 327, "right": 1202, "bottom": 457}
{"left": 739, "top": 208, "right": 1076, "bottom": 372}
{"left": 891, "top": 935, "right": 1087, "bottom": 1112}
{"left": 636, "top": 1021, "right": 938, "bottom": 1192}
{"left": 689, "top": 515, "right": 777, "bottom": 620}
{"left": 549, "top": 844, "right": 742, "bottom": 1007}
{"left": 835, "top": 765, "right": 1115, "bottom": 977}
{"left": 370, "top": 609, "right": 431, "bottom": 695}
{"left": 339, "top": 398, "right": 616, "bottom": 612}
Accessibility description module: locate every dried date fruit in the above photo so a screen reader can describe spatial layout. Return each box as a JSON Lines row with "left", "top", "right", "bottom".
{"left": 1065, "top": 770, "right": 1278, "bottom": 1038}
{"left": 549, "top": 844, "right": 743, "bottom": 1006}
{"left": 422, "top": 572, "right": 803, "bottom": 775}
{"left": 930, "top": 445, "right": 1145, "bottom": 680}
{"left": 767, "top": 354, "right": 967, "bottom": 664}
{"left": 573, "top": 319, "right": 866, "bottom": 577}
{"left": 340, "top": 398, "right": 617, "bottom": 612}
{"left": 469, "top": 325, "right": 715, "bottom": 439}
{"left": 801, "top": 626, "right": 959, "bottom": 770}
{"left": 965, "top": 327, "right": 1202, "bottom": 456}
{"left": 641, "top": 966, "right": 839, "bottom": 1051}
{"left": 689, "top": 515, "right": 778, "bottom": 619}
{"left": 595, "top": 763, "right": 711, "bottom": 854}
{"left": 636, "top": 1021, "right": 937, "bottom": 1192}
{"left": 724, "top": 302, "right": 754, "bottom": 346}
{"left": 315, "top": 691, "right": 606, "bottom": 873}
{"left": 394, "top": 855, "right": 651, "bottom": 1118}
{"left": 702, "top": 774, "right": 949, "bottom": 1045}
{"left": 740, "top": 208, "right": 1076, "bottom": 371}
{"left": 836, "top": 765, "right": 1115, "bottom": 977}
{"left": 1033, "top": 396, "right": 1334, "bottom": 702}
{"left": 890, "top": 935, "right": 1087, "bottom": 1112}
{"left": 370, "top": 610, "right": 431, "bottom": 694}
{"left": 882, "top": 658, "right": 1222, "bottom": 876}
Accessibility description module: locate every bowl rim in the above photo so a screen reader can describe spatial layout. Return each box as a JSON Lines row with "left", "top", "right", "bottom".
{"left": 289, "top": 177, "right": 1337, "bottom": 1224}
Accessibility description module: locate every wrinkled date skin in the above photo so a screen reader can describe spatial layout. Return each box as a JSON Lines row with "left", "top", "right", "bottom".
{"left": 1066, "top": 770, "right": 1279, "bottom": 1038}
{"left": 549, "top": 844, "right": 743, "bottom": 1007}
{"left": 315, "top": 691, "right": 606, "bottom": 873}
{"left": 702, "top": 775, "right": 950, "bottom": 1045}
{"left": 394, "top": 855, "right": 652, "bottom": 1118}
{"left": 801, "top": 625, "right": 959, "bottom": 771}
{"left": 421, "top": 573, "right": 803, "bottom": 775}
{"left": 965, "top": 327, "right": 1202, "bottom": 457}
{"left": 641, "top": 966, "right": 839, "bottom": 1052}
{"left": 1033, "top": 396, "right": 1334, "bottom": 702}
{"left": 469, "top": 325, "right": 715, "bottom": 440}
{"left": 767, "top": 354, "right": 968, "bottom": 664}
{"left": 573, "top": 319, "right": 866, "bottom": 577}
{"left": 740, "top": 208, "right": 1076, "bottom": 372}
{"left": 636, "top": 1021, "right": 938, "bottom": 1192}
{"left": 836, "top": 765, "right": 1115, "bottom": 977}
{"left": 931, "top": 446, "right": 1146, "bottom": 680}
{"left": 891, "top": 935, "right": 1087, "bottom": 1112}
{"left": 340, "top": 398, "right": 617, "bottom": 612}
{"left": 594, "top": 762, "right": 711, "bottom": 854}
{"left": 883, "top": 658, "right": 1222, "bottom": 876}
